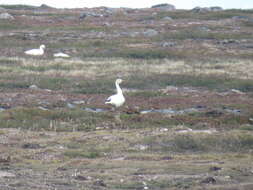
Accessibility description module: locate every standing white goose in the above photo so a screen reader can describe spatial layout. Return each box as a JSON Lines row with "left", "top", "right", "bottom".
{"left": 105, "top": 79, "right": 125, "bottom": 108}
{"left": 25, "top": 44, "right": 45, "bottom": 56}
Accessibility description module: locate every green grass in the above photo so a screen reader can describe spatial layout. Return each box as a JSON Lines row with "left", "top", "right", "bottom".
{"left": 156, "top": 28, "right": 253, "bottom": 41}
{"left": 125, "top": 73, "right": 253, "bottom": 92}
{"left": 118, "top": 49, "right": 170, "bottom": 59}
{"left": 239, "top": 125, "right": 253, "bottom": 131}
{"left": 0, "top": 107, "right": 111, "bottom": 131}
{"left": 36, "top": 77, "right": 71, "bottom": 90}
{"left": 0, "top": 4, "right": 37, "bottom": 10}
{"left": 0, "top": 81, "right": 30, "bottom": 89}
{"left": 64, "top": 150, "right": 101, "bottom": 159}
{"left": 0, "top": 20, "right": 26, "bottom": 31}
{"left": 147, "top": 131, "right": 253, "bottom": 153}
{"left": 156, "top": 9, "right": 253, "bottom": 20}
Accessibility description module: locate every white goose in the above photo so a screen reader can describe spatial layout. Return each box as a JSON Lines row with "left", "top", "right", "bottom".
{"left": 25, "top": 44, "right": 45, "bottom": 56}
{"left": 105, "top": 79, "right": 125, "bottom": 108}
{"left": 53, "top": 52, "right": 70, "bottom": 58}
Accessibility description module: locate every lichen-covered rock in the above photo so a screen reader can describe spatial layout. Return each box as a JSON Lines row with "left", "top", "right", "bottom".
{"left": 143, "top": 29, "right": 158, "bottom": 37}
{"left": 0, "top": 12, "right": 14, "bottom": 20}
{"left": 151, "top": 3, "right": 176, "bottom": 11}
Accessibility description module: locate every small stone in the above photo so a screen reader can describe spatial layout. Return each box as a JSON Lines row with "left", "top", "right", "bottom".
{"left": 249, "top": 118, "right": 253, "bottom": 124}
{"left": 67, "top": 103, "right": 75, "bottom": 109}
{"left": 0, "top": 171, "right": 15, "bottom": 178}
{"left": 201, "top": 177, "right": 216, "bottom": 184}
{"left": 94, "top": 179, "right": 106, "bottom": 187}
{"left": 135, "top": 144, "right": 148, "bottom": 150}
{"left": 29, "top": 84, "right": 39, "bottom": 90}
{"left": 73, "top": 100, "right": 85, "bottom": 105}
{"left": 22, "top": 143, "right": 42, "bottom": 149}
{"left": 161, "top": 42, "right": 176, "bottom": 47}
{"left": 209, "top": 166, "right": 222, "bottom": 171}
{"left": 162, "top": 16, "right": 173, "bottom": 21}
{"left": 161, "top": 156, "right": 173, "bottom": 160}
{"left": 38, "top": 106, "right": 49, "bottom": 111}
{"left": 143, "top": 29, "right": 158, "bottom": 37}
{"left": 79, "top": 13, "right": 87, "bottom": 19}
{"left": 0, "top": 156, "right": 11, "bottom": 163}
{"left": 75, "top": 175, "right": 88, "bottom": 181}
{"left": 160, "top": 128, "right": 168, "bottom": 132}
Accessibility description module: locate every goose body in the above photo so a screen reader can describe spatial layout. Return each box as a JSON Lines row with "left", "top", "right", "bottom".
{"left": 53, "top": 52, "right": 70, "bottom": 58}
{"left": 105, "top": 79, "right": 125, "bottom": 108}
{"left": 25, "top": 45, "right": 45, "bottom": 56}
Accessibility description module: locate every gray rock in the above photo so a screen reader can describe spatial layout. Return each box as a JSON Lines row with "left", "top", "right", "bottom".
{"left": 192, "top": 6, "right": 223, "bottom": 13}
{"left": 79, "top": 11, "right": 104, "bottom": 19}
{"left": 192, "top": 7, "right": 211, "bottom": 13}
{"left": 232, "top": 16, "right": 253, "bottom": 22}
{"left": 0, "top": 107, "right": 6, "bottom": 112}
{"left": 218, "top": 39, "right": 240, "bottom": 45}
{"left": 22, "top": 143, "right": 42, "bottom": 149}
{"left": 210, "top": 6, "right": 223, "bottom": 11}
{"left": 39, "top": 4, "right": 53, "bottom": 9}
{"left": 232, "top": 16, "right": 249, "bottom": 20}
{"left": 79, "top": 13, "right": 87, "bottom": 20}
{"left": 29, "top": 84, "right": 39, "bottom": 90}
{"left": 151, "top": 3, "right": 176, "bottom": 11}
{"left": 0, "top": 13, "right": 14, "bottom": 20}
{"left": 0, "top": 171, "right": 15, "bottom": 178}
{"left": 162, "top": 16, "right": 173, "bottom": 21}
{"left": 73, "top": 100, "right": 85, "bottom": 105}
{"left": 201, "top": 177, "right": 216, "bottom": 184}
{"left": 143, "top": 29, "right": 158, "bottom": 37}
{"left": 67, "top": 103, "right": 76, "bottom": 109}
{"left": 161, "top": 41, "right": 176, "bottom": 47}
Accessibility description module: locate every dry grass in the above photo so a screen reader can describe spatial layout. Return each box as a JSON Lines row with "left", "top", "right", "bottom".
{"left": 1, "top": 56, "right": 253, "bottom": 80}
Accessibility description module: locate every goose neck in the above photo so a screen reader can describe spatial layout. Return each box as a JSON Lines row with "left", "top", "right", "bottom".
{"left": 115, "top": 82, "right": 123, "bottom": 94}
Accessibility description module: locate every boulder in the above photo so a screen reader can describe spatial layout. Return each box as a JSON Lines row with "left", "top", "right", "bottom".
{"left": 79, "top": 13, "right": 87, "bottom": 19}
{"left": 192, "top": 7, "right": 211, "bottom": 13}
{"left": 192, "top": 6, "right": 223, "bottom": 13}
{"left": 210, "top": 6, "right": 223, "bottom": 11}
{"left": 0, "top": 12, "right": 14, "bottom": 20}
{"left": 39, "top": 4, "right": 53, "bottom": 9}
{"left": 79, "top": 11, "right": 103, "bottom": 19}
{"left": 162, "top": 16, "right": 173, "bottom": 21}
{"left": 143, "top": 29, "right": 158, "bottom": 37}
{"left": 151, "top": 3, "right": 176, "bottom": 11}
{"left": 160, "top": 41, "right": 176, "bottom": 47}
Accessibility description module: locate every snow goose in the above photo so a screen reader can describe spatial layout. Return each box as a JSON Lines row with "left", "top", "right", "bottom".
{"left": 53, "top": 52, "right": 70, "bottom": 58}
{"left": 25, "top": 44, "right": 45, "bottom": 56}
{"left": 105, "top": 79, "right": 125, "bottom": 108}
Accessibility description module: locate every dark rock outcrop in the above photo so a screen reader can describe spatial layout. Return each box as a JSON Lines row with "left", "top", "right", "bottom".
{"left": 192, "top": 6, "right": 223, "bottom": 13}
{"left": 151, "top": 3, "right": 176, "bottom": 11}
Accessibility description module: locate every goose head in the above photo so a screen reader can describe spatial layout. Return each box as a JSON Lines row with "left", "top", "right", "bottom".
{"left": 116, "top": 79, "right": 123, "bottom": 84}
{"left": 40, "top": 44, "right": 46, "bottom": 50}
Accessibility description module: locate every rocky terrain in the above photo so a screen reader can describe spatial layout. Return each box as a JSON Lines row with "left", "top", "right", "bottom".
{"left": 0, "top": 4, "right": 253, "bottom": 190}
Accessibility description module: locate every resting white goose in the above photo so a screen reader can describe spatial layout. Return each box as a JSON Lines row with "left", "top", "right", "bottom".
{"left": 105, "top": 79, "right": 125, "bottom": 108}
{"left": 25, "top": 44, "right": 45, "bottom": 56}
{"left": 53, "top": 52, "right": 70, "bottom": 58}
